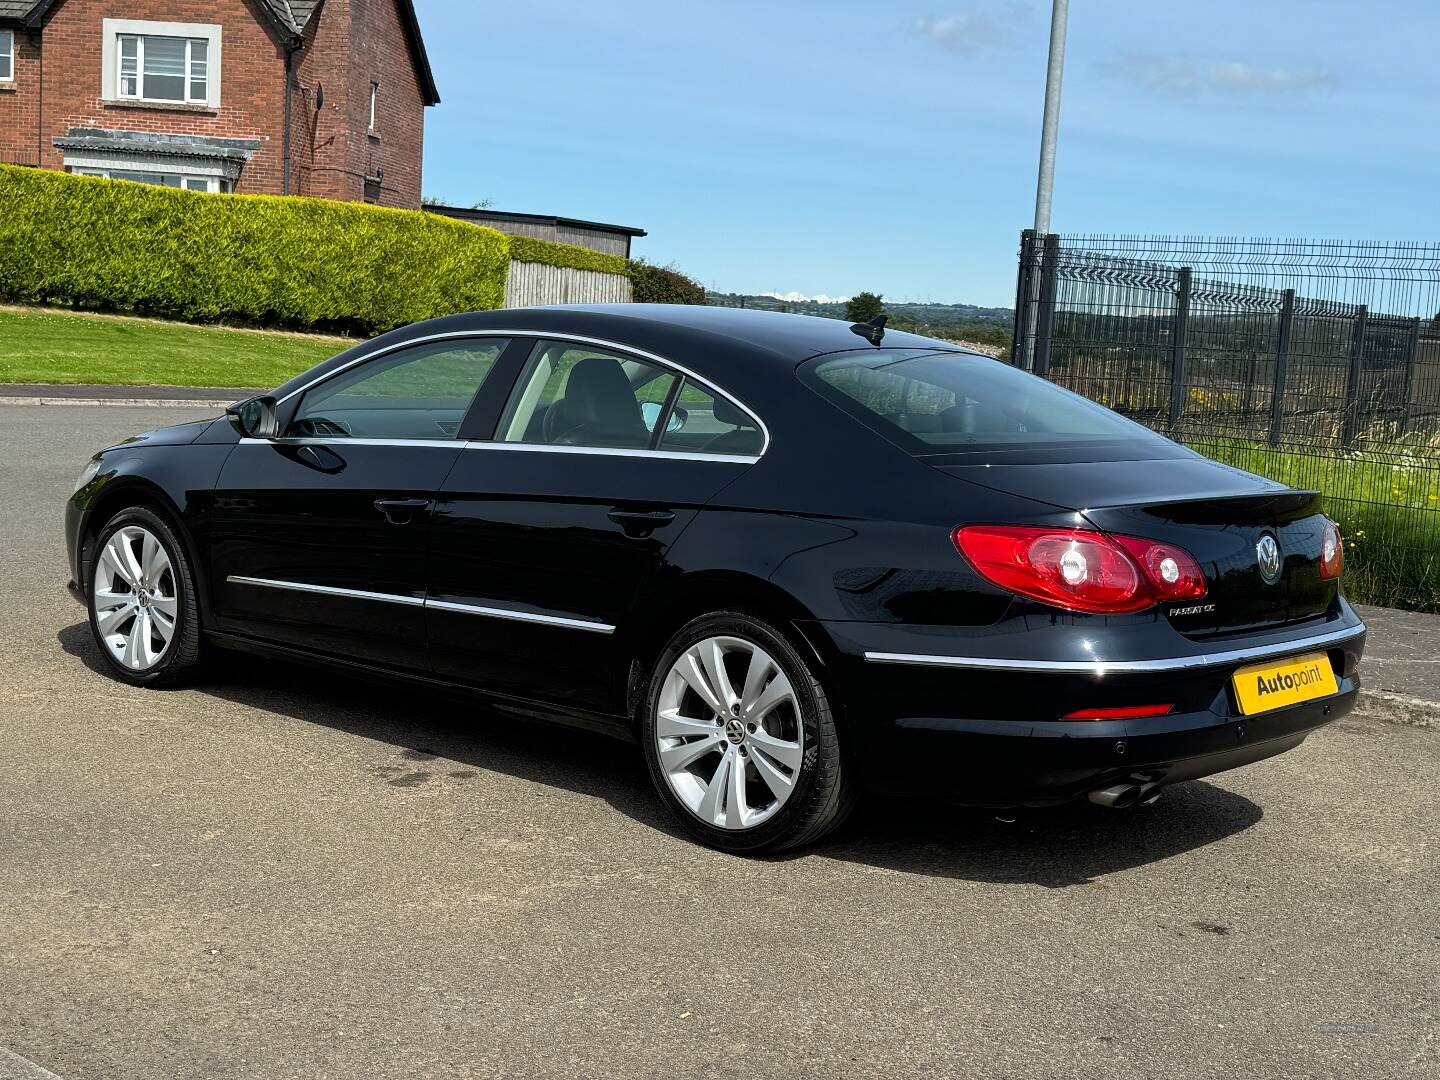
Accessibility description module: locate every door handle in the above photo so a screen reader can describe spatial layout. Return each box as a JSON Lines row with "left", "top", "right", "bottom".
{"left": 607, "top": 507, "right": 676, "bottom": 537}
{"left": 374, "top": 497, "right": 431, "bottom": 524}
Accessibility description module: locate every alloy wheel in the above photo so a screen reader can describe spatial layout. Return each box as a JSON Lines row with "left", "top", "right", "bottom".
{"left": 655, "top": 635, "right": 804, "bottom": 830}
{"left": 92, "top": 525, "right": 178, "bottom": 672}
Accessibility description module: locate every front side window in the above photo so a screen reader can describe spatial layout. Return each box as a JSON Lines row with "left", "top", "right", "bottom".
{"left": 0, "top": 31, "right": 14, "bottom": 82}
{"left": 803, "top": 349, "right": 1178, "bottom": 459}
{"left": 290, "top": 338, "right": 509, "bottom": 440}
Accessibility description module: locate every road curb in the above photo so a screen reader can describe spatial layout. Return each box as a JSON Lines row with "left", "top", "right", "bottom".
{"left": 1354, "top": 689, "right": 1440, "bottom": 731}
{"left": 0, "top": 395, "right": 233, "bottom": 408}
{"left": 0, "top": 1046, "right": 66, "bottom": 1080}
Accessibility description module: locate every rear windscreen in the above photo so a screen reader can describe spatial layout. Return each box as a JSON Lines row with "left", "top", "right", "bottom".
{"left": 802, "top": 349, "right": 1178, "bottom": 458}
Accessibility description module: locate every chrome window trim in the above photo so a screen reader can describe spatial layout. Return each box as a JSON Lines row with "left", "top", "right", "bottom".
{"left": 237, "top": 436, "right": 757, "bottom": 464}
{"left": 240, "top": 437, "right": 466, "bottom": 449}
{"left": 272, "top": 329, "right": 771, "bottom": 458}
{"left": 462, "top": 442, "right": 760, "bottom": 465}
{"left": 863, "top": 622, "right": 1366, "bottom": 675}
{"left": 226, "top": 576, "right": 615, "bottom": 634}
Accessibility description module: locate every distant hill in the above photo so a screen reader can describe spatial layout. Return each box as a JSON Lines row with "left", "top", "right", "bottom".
{"left": 706, "top": 293, "right": 1015, "bottom": 357}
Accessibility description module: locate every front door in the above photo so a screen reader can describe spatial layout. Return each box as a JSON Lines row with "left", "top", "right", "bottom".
{"left": 207, "top": 335, "right": 512, "bottom": 670}
{"left": 426, "top": 339, "right": 764, "bottom": 713}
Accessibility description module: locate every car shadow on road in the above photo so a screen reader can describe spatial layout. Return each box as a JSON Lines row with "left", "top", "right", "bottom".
{"left": 59, "top": 623, "right": 1264, "bottom": 889}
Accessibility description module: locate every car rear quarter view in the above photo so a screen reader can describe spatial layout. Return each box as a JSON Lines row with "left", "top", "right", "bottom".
{"left": 64, "top": 305, "right": 1366, "bottom": 853}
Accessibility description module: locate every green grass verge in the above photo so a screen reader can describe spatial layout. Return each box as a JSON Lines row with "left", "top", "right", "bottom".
{"left": 0, "top": 306, "right": 348, "bottom": 389}
{"left": 1189, "top": 434, "right": 1440, "bottom": 612}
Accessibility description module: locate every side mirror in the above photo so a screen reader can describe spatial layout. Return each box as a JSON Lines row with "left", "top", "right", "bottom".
{"left": 640, "top": 400, "right": 688, "bottom": 434}
{"left": 226, "top": 395, "right": 279, "bottom": 439}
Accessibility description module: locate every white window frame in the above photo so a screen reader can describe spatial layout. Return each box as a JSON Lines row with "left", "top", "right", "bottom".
{"left": 71, "top": 167, "right": 229, "bottom": 194}
{"left": 0, "top": 30, "right": 15, "bottom": 83}
{"left": 101, "top": 19, "right": 222, "bottom": 109}
{"left": 368, "top": 81, "right": 379, "bottom": 132}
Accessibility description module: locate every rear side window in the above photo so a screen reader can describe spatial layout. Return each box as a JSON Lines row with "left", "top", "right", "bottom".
{"left": 657, "top": 379, "right": 764, "bottom": 457}
{"left": 803, "top": 349, "right": 1170, "bottom": 457}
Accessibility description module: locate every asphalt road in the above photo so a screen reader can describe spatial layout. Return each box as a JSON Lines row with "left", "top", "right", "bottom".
{"left": 0, "top": 404, "right": 1436, "bottom": 1080}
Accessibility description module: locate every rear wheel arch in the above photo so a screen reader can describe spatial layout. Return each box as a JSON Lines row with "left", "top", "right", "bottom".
{"left": 621, "top": 571, "right": 838, "bottom": 723}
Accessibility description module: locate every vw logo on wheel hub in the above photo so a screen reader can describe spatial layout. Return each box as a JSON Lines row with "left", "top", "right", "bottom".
{"left": 724, "top": 718, "right": 746, "bottom": 744}
{"left": 1256, "top": 533, "right": 1282, "bottom": 584}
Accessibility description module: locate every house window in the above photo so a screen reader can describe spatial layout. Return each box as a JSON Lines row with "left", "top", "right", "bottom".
{"left": 0, "top": 30, "right": 14, "bottom": 82}
{"left": 118, "top": 35, "right": 208, "bottom": 103}
{"left": 73, "top": 168, "right": 229, "bottom": 194}
{"left": 102, "top": 20, "right": 221, "bottom": 108}
{"left": 369, "top": 82, "right": 379, "bottom": 132}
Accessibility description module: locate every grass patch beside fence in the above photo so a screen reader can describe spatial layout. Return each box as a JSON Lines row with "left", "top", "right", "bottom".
{"left": 1188, "top": 434, "right": 1440, "bottom": 611}
{"left": 0, "top": 306, "right": 348, "bottom": 388}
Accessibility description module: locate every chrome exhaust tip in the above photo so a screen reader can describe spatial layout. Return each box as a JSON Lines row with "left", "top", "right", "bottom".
{"left": 1136, "top": 782, "right": 1162, "bottom": 806}
{"left": 1087, "top": 783, "right": 1141, "bottom": 809}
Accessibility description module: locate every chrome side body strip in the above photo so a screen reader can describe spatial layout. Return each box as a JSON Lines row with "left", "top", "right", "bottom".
{"left": 424, "top": 598, "right": 615, "bottom": 633}
{"left": 227, "top": 576, "right": 426, "bottom": 607}
{"left": 226, "top": 576, "right": 615, "bottom": 634}
{"left": 863, "top": 622, "right": 1366, "bottom": 675}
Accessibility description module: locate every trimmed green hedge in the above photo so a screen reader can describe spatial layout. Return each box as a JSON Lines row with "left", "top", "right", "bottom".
{"left": 508, "top": 234, "right": 631, "bottom": 277}
{"left": 0, "top": 165, "right": 509, "bottom": 335}
{"left": 631, "top": 259, "right": 706, "bottom": 304}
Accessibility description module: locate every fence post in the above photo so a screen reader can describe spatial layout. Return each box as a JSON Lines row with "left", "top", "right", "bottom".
{"left": 1400, "top": 316, "right": 1421, "bottom": 435}
{"left": 1341, "top": 305, "right": 1369, "bottom": 447}
{"left": 1167, "top": 266, "right": 1192, "bottom": 430}
{"left": 1011, "top": 229, "right": 1035, "bottom": 367}
{"left": 1268, "top": 288, "right": 1296, "bottom": 447}
{"left": 1032, "top": 234, "right": 1060, "bottom": 379}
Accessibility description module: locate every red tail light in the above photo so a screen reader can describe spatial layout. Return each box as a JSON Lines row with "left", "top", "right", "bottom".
{"left": 952, "top": 525, "right": 1207, "bottom": 614}
{"left": 1320, "top": 520, "right": 1343, "bottom": 580}
{"left": 1062, "top": 704, "right": 1174, "bottom": 720}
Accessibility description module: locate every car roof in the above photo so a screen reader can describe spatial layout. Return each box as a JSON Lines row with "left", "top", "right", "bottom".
{"left": 271, "top": 304, "right": 977, "bottom": 404}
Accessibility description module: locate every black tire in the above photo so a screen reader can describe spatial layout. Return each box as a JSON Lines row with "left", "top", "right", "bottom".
{"left": 85, "top": 506, "right": 205, "bottom": 688}
{"left": 640, "top": 611, "right": 856, "bottom": 854}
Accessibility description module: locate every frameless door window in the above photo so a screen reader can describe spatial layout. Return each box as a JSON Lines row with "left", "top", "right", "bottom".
{"left": 656, "top": 379, "right": 764, "bottom": 457}
{"left": 290, "top": 338, "right": 509, "bottom": 440}
{"left": 497, "top": 342, "right": 676, "bottom": 450}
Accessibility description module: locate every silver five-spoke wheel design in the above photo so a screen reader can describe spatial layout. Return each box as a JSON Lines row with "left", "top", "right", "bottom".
{"left": 92, "top": 526, "right": 177, "bottom": 671}
{"left": 655, "top": 635, "right": 804, "bottom": 830}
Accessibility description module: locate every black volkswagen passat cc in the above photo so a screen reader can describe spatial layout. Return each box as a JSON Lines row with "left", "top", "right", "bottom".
{"left": 65, "top": 305, "right": 1365, "bottom": 852}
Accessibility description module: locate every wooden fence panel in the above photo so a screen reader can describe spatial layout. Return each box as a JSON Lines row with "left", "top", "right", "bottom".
{"left": 503, "top": 261, "right": 632, "bottom": 307}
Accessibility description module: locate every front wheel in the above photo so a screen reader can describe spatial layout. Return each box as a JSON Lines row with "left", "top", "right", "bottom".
{"left": 86, "top": 506, "right": 205, "bottom": 687}
{"left": 640, "top": 611, "right": 854, "bottom": 853}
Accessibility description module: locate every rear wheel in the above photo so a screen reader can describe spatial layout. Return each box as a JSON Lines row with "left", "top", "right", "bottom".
{"left": 87, "top": 507, "right": 204, "bottom": 687}
{"left": 640, "top": 611, "right": 854, "bottom": 853}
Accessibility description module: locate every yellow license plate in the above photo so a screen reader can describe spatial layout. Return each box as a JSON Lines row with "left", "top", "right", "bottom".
{"left": 1232, "top": 652, "right": 1339, "bottom": 716}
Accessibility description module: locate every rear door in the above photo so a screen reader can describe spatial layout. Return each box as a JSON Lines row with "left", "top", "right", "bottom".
{"left": 426, "top": 338, "right": 764, "bottom": 713}
{"left": 208, "top": 335, "right": 512, "bottom": 669}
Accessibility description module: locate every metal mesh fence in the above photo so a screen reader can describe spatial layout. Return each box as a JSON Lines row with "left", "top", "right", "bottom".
{"left": 1014, "top": 232, "right": 1440, "bottom": 611}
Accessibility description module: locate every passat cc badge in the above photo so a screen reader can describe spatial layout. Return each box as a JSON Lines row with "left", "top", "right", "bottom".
{"left": 1256, "top": 533, "right": 1282, "bottom": 584}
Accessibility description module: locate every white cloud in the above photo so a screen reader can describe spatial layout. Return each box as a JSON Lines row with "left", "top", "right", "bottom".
{"left": 1207, "top": 61, "right": 1337, "bottom": 95}
{"left": 762, "top": 291, "right": 851, "bottom": 304}
{"left": 1101, "top": 51, "right": 1337, "bottom": 98}
{"left": 912, "top": 7, "right": 1028, "bottom": 55}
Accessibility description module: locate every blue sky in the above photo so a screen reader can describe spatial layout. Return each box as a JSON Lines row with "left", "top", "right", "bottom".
{"left": 415, "top": 1, "right": 1440, "bottom": 306}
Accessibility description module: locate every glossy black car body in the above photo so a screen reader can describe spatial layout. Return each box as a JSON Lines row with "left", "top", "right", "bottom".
{"left": 66, "top": 304, "right": 1365, "bottom": 814}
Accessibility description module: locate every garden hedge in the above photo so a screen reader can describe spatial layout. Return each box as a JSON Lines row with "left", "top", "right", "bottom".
{"left": 630, "top": 259, "right": 706, "bottom": 304}
{"left": 0, "top": 165, "right": 706, "bottom": 332}
{"left": 508, "top": 234, "right": 631, "bottom": 277}
{"left": 0, "top": 165, "right": 515, "bottom": 336}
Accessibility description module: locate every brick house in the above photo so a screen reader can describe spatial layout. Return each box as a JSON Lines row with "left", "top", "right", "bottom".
{"left": 0, "top": 0, "right": 438, "bottom": 207}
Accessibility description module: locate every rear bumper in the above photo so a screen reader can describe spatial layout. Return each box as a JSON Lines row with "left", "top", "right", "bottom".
{"left": 811, "top": 615, "right": 1365, "bottom": 807}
